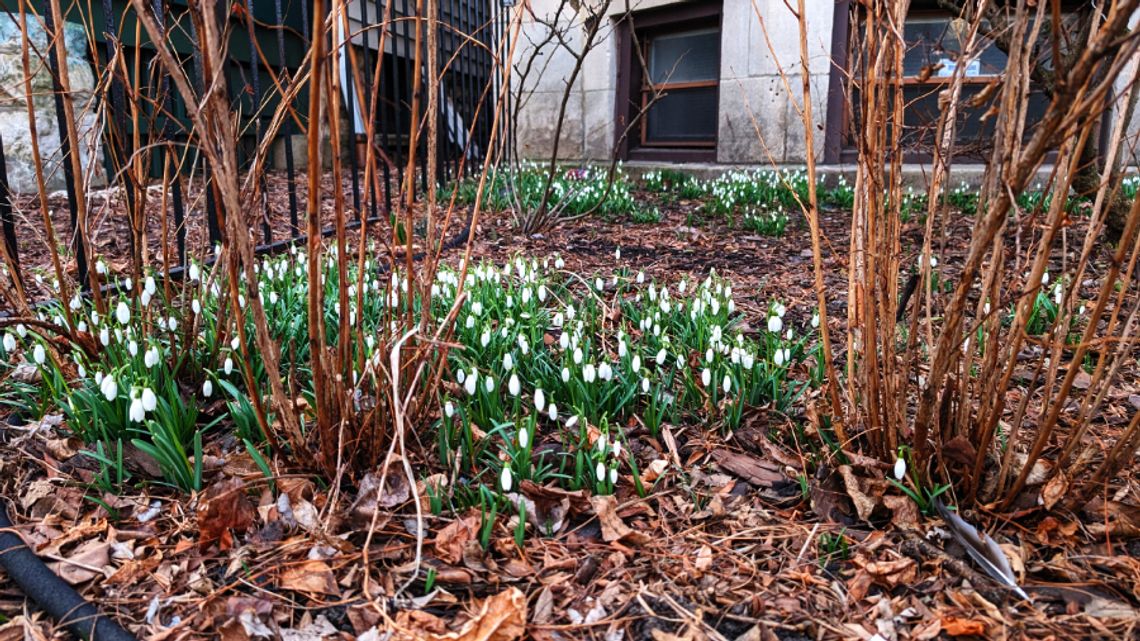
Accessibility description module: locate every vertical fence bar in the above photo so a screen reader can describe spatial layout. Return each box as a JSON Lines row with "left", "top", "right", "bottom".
{"left": 378, "top": 0, "right": 393, "bottom": 212}
{"left": 358, "top": 0, "right": 378, "bottom": 221}
{"left": 40, "top": 4, "right": 88, "bottom": 289}
{"left": 153, "top": 0, "right": 187, "bottom": 266}
{"left": 341, "top": 3, "right": 362, "bottom": 216}
{"left": 99, "top": 0, "right": 140, "bottom": 270}
{"left": 415, "top": 0, "right": 428, "bottom": 197}
{"left": 394, "top": 0, "right": 407, "bottom": 200}
{"left": 243, "top": 0, "right": 272, "bottom": 244}
{"left": 273, "top": 0, "right": 300, "bottom": 234}
{"left": 0, "top": 136, "right": 20, "bottom": 290}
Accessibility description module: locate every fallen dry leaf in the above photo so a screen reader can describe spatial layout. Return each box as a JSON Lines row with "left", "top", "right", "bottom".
{"left": 589, "top": 495, "right": 649, "bottom": 545}
{"left": 434, "top": 513, "right": 480, "bottom": 565}
{"left": 48, "top": 538, "right": 109, "bottom": 584}
{"left": 390, "top": 587, "right": 526, "bottom": 641}
{"left": 940, "top": 616, "right": 986, "bottom": 636}
{"left": 279, "top": 560, "right": 339, "bottom": 596}
{"left": 199, "top": 478, "right": 256, "bottom": 551}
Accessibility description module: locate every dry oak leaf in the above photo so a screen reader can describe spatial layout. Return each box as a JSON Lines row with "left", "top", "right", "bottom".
{"left": 939, "top": 616, "right": 986, "bottom": 637}
{"left": 279, "top": 560, "right": 339, "bottom": 596}
{"left": 48, "top": 538, "right": 110, "bottom": 585}
{"left": 434, "top": 513, "right": 481, "bottom": 565}
{"left": 390, "top": 587, "right": 527, "bottom": 641}
{"left": 198, "top": 477, "right": 256, "bottom": 551}
{"left": 589, "top": 495, "right": 650, "bottom": 545}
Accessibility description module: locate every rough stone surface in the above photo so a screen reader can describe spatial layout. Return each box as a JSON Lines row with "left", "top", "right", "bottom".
{"left": 0, "top": 15, "right": 105, "bottom": 194}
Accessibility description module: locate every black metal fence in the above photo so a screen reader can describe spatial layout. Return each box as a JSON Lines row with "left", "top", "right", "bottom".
{"left": 0, "top": 0, "right": 503, "bottom": 301}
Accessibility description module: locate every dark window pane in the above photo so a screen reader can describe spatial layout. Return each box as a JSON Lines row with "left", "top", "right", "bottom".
{"left": 902, "top": 17, "right": 1006, "bottom": 78}
{"left": 649, "top": 28, "right": 720, "bottom": 84}
{"left": 646, "top": 87, "right": 718, "bottom": 143}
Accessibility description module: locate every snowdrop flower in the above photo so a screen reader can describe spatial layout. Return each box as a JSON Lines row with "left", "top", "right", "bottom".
{"left": 99, "top": 328, "right": 110, "bottom": 346}
{"left": 269, "top": 291, "right": 279, "bottom": 305}
{"left": 705, "top": 348, "right": 714, "bottom": 363}
{"left": 444, "top": 401, "right": 455, "bottom": 418}
{"left": 465, "top": 315, "right": 475, "bottom": 329}
{"left": 566, "top": 415, "right": 579, "bottom": 429}
{"left": 472, "top": 301, "right": 483, "bottom": 315}
{"left": 32, "top": 344, "right": 45, "bottom": 365}
{"left": 224, "top": 357, "right": 234, "bottom": 375}
{"left": 767, "top": 315, "right": 783, "bottom": 333}
{"left": 534, "top": 388, "right": 546, "bottom": 412}
{"left": 555, "top": 257, "right": 565, "bottom": 269}
{"left": 231, "top": 336, "right": 241, "bottom": 351}
{"left": 595, "top": 277, "right": 604, "bottom": 291}
{"left": 202, "top": 380, "right": 213, "bottom": 398}
{"left": 145, "top": 276, "right": 157, "bottom": 296}
{"left": 15, "top": 324, "right": 27, "bottom": 338}
{"left": 144, "top": 346, "right": 160, "bottom": 369}
{"left": 811, "top": 313, "right": 820, "bottom": 329}
{"left": 1042, "top": 271, "right": 1050, "bottom": 285}
{"left": 503, "top": 353, "right": 514, "bottom": 371}
{"left": 774, "top": 350, "right": 786, "bottom": 367}
{"left": 701, "top": 368, "right": 711, "bottom": 387}
{"left": 553, "top": 312, "right": 564, "bottom": 328}
{"left": 464, "top": 371, "right": 478, "bottom": 395}
{"left": 69, "top": 294, "right": 81, "bottom": 311}
{"left": 101, "top": 375, "right": 118, "bottom": 401}
{"left": 548, "top": 402, "right": 559, "bottom": 421}
{"left": 115, "top": 301, "right": 131, "bottom": 324}
{"left": 481, "top": 331, "right": 491, "bottom": 348}
{"left": 776, "top": 303, "right": 787, "bottom": 318}
{"left": 517, "top": 335, "right": 529, "bottom": 355}
{"left": 2, "top": 333, "right": 15, "bottom": 352}
{"left": 129, "top": 396, "right": 146, "bottom": 423}
{"left": 188, "top": 263, "right": 200, "bottom": 282}
{"left": 655, "top": 348, "right": 667, "bottom": 365}
{"left": 631, "top": 355, "right": 641, "bottom": 372}
{"left": 893, "top": 457, "right": 907, "bottom": 481}
{"left": 561, "top": 367, "right": 571, "bottom": 383}
{"left": 595, "top": 461, "right": 606, "bottom": 481}
{"left": 583, "top": 363, "right": 597, "bottom": 383}
{"left": 518, "top": 427, "right": 529, "bottom": 449}
{"left": 636, "top": 271, "right": 645, "bottom": 284}
{"left": 573, "top": 347, "right": 584, "bottom": 365}
{"left": 191, "top": 299, "right": 202, "bottom": 315}
{"left": 500, "top": 466, "right": 513, "bottom": 493}
{"left": 612, "top": 440, "right": 622, "bottom": 458}
{"left": 722, "top": 374, "right": 731, "bottom": 394}
{"left": 141, "top": 388, "right": 157, "bottom": 412}
{"left": 618, "top": 340, "right": 628, "bottom": 358}
{"left": 508, "top": 373, "right": 521, "bottom": 396}
{"left": 538, "top": 284, "right": 547, "bottom": 302}
{"left": 599, "top": 362, "right": 613, "bottom": 381}
{"left": 641, "top": 377, "right": 650, "bottom": 393}
{"left": 614, "top": 247, "right": 621, "bottom": 261}
{"left": 484, "top": 376, "right": 495, "bottom": 393}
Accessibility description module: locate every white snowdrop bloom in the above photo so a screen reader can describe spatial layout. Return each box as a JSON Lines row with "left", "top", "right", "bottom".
{"left": 609, "top": 467, "right": 619, "bottom": 485}
{"left": 69, "top": 294, "right": 82, "bottom": 311}
{"left": 893, "top": 457, "right": 907, "bottom": 481}
{"left": 611, "top": 439, "right": 622, "bottom": 459}
{"left": 129, "top": 397, "right": 146, "bottom": 423}
{"left": 269, "top": 291, "right": 279, "bottom": 305}
{"left": 595, "top": 460, "right": 606, "bottom": 482}
{"left": 191, "top": 299, "right": 202, "bottom": 315}
{"left": 558, "top": 332, "right": 570, "bottom": 350}
{"left": 142, "top": 346, "right": 158, "bottom": 369}
{"left": 2, "top": 333, "right": 15, "bottom": 352}
{"left": 776, "top": 303, "right": 787, "bottom": 318}
{"left": 631, "top": 354, "right": 642, "bottom": 372}
{"left": 595, "top": 277, "right": 604, "bottom": 291}
{"left": 811, "top": 313, "right": 820, "bottom": 329}
{"left": 553, "top": 312, "right": 564, "bottom": 328}
{"left": 1079, "top": 305, "right": 1086, "bottom": 316}
{"left": 145, "top": 276, "right": 157, "bottom": 296}
{"left": 522, "top": 288, "right": 532, "bottom": 305}
{"left": 115, "top": 301, "right": 131, "bottom": 324}
{"left": 127, "top": 340, "right": 139, "bottom": 357}
{"left": 32, "top": 343, "right": 45, "bottom": 365}
{"left": 701, "top": 368, "right": 711, "bottom": 387}
{"left": 141, "top": 388, "right": 158, "bottom": 412}
{"left": 77, "top": 321, "right": 87, "bottom": 332}
{"left": 518, "top": 427, "right": 530, "bottom": 449}
{"left": 457, "top": 369, "right": 466, "bottom": 384}
{"left": 481, "top": 331, "right": 491, "bottom": 348}
{"left": 464, "top": 372, "right": 478, "bottom": 396}
{"left": 518, "top": 335, "right": 530, "bottom": 355}
{"left": 705, "top": 348, "right": 714, "bottom": 363}
{"left": 561, "top": 367, "right": 571, "bottom": 383}
{"left": 465, "top": 315, "right": 475, "bottom": 329}
{"left": 444, "top": 401, "right": 455, "bottom": 418}
{"left": 534, "top": 388, "right": 546, "bottom": 412}
{"left": 598, "top": 362, "right": 613, "bottom": 381}
{"left": 15, "top": 324, "right": 27, "bottom": 338}
{"left": 649, "top": 284, "right": 657, "bottom": 301}
{"left": 722, "top": 375, "right": 732, "bottom": 394}
{"left": 224, "top": 357, "right": 234, "bottom": 375}
{"left": 656, "top": 348, "right": 667, "bottom": 365}
{"left": 101, "top": 375, "right": 119, "bottom": 401}
{"left": 548, "top": 402, "right": 559, "bottom": 421}
{"left": 484, "top": 376, "right": 495, "bottom": 393}
{"left": 238, "top": 294, "right": 246, "bottom": 309}
{"left": 583, "top": 363, "right": 597, "bottom": 383}
{"left": 188, "top": 263, "right": 200, "bottom": 282}
{"left": 167, "top": 317, "right": 178, "bottom": 332}
{"left": 636, "top": 271, "right": 645, "bottom": 284}
{"left": 96, "top": 260, "right": 107, "bottom": 275}
{"left": 202, "top": 379, "right": 213, "bottom": 398}
{"left": 503, "top": 353, "right": 514, "bottom": 371}
{"left": 786, "top": 328, "right": 794, "bottom": 341}
{"left": 566, "top": 305, "right": 576, "bottom": 320}
{"left": 615, "top": 247, "right": 622, "bottom": 261}
{"left": 472, "top": 301, "right": 483, "bottom": 315}
{"left": 500, "top": 466, "right": 513, "bottom": 492}
{"left": 573, "top": 347, "right": 584, "bottom": 365}
{"left": 711, "top": 299, "right": 721, "bottom": 315}
{"left": 653, "top": 323, "right": 661, "bottom": 337}
{"left": 508, "top": 373, "right": 521, "bottom": 397}
{"left": 1053, "top": 283, "right": 1063, "bottom": 305}
{"left": 640, "top": 377, "right": 650, "bottom": 393}
{"left": 555, "top": 257, "right": 565, "bottom": 269}
{"left": 157, "top": 317, "right": 168, "bottom": 331}
{"left": 538, "top": 284, "right": 547, "bottom": 302}
{"left": 774, "top": 349, "right": 786, "bottom": 367}
{"left": 767, "top": 315, "right": 783, "bottom": 333}
{"left": 783, "top": 348, "right": 791, "bottom": 363}
{"left": 678, "top": 280, "right": 687, "bottom": 294}
{"left": 99, "top": 328, "right": 110, "bottom": 346}
{"left": 231, "top": 336, "right": 241, "bottom": 351}
{"left": 618, "top": 340, "right": 627, "bottom": 358}
{"left": 77, "top": 364, "right": 86, "bottom": 378}
{"left": 1041, "top": 271, "right": 1050, "bottom": 285}
{"left": 983, "top": 301, "right": 991, "bottom": 314}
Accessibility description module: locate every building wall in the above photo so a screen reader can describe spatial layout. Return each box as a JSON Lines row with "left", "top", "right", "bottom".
{"left": 512, "top": 0, "right": 836, "bottom": 165}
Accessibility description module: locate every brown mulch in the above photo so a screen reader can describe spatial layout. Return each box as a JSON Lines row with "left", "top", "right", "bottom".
{"left": 0, "top": 174, "right": 1138, "bottom": 640}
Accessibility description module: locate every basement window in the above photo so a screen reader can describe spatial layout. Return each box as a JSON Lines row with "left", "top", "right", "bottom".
{"left": 615, "top": 3, "right": 722, "bottom": 162}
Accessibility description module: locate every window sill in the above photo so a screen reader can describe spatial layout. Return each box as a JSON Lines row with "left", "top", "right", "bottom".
{"left": 628, "top": 147, "right": 717, "bottom": 163}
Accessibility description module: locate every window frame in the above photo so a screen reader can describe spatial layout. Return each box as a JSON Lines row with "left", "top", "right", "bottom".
{"left": 614, "top": 2, "right": 723, "bottom": 163}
